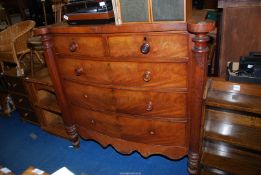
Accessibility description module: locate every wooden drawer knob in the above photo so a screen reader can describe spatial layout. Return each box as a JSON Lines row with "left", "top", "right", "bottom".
{"left": 23, "top": 112, "right": 29, "bottom": 117}
{"left": 143, "top": 71, "right": 152, "bottom": 82}
{"left": 74, "top": 67, "right": 83, "bottom": 76}
{"left": 12, "top": 83, "right": 17, "bottom": 88}
{"left": 69, "top": 42, "right": 78, "bottom": 52}
{"left": 18, "top": 98, "right": 23, "bottom": 103}
{"left": 146, "top": 101, "right": 153, "bottom": 111}
{"left": 91, "top": 119, "right": 95, "bottom": 125}
{"left": 140, "top": 42, "right": 150, "bottom": 54}
{"left": 149, "top": 130, "right": 155, "bottom": 135}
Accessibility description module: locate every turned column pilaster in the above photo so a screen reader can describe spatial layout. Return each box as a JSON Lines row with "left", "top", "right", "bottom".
{"left": 187, "top": 21, "right": 215, "bottom": 175}
{"left": 35, "top": 28, "right": 80, "bottom": 148}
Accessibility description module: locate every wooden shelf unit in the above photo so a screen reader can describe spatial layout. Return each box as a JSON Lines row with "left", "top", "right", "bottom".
{"left": 201, "top": 78, "right": 261, "bottom": 175}
{"left": 24, "top": 67, "right": 69, "bottom": 139}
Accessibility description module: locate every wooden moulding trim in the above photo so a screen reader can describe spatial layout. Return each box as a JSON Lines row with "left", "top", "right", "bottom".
{"left": 77, "top": 126, "right": 188, "bottom": 160}
{"left": 34, "top": 23, "right": 188, "bottom": 34}
{"left": 66, "top": 11, "right": 114, "bottom": 21}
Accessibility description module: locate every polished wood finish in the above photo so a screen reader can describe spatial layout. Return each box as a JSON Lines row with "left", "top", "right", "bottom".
{"left": 201, "top": 78, "right": 261, "bottom": 175}
{"left": 36, "top": 22, "right": 214, "bottom": 174}
{"left": 57, "top": 59, "right": 188, "bottom": 89}
{"left": 66, "top": 10, "right": 114, "bottom": 21}
{"left": 186, "top": 20, "right": 216, "bottom": 175}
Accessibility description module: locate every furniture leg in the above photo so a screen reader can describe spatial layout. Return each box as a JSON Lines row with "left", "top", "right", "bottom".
{"left": 65, "top": 124, "right": 80, "bottom": 148}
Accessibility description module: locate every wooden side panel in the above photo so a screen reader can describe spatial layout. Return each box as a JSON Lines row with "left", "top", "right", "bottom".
{"left": 219, "top": 6, "right": 261, "bottom": 75}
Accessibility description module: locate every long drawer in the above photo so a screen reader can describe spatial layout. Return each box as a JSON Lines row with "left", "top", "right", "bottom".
{"left": 57, "top": 58, "right": 188, "bottom": 89}
{"left": 72, "top": 105, "right": 187, "bottom": 147}
{"left": 63, "top": 80, "right": 187, "bottom": 118}
{"left": 52, "top": 32, "right": 188, "bottom": 58}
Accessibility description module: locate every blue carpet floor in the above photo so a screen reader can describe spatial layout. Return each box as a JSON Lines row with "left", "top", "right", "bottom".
{"left": 0, "top": 111, "right": 188, "bottom": 175}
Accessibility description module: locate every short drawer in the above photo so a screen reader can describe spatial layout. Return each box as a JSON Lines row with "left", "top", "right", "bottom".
{"left": 64, "top": 80, "right": 187, "bottom": 118}
{"left": 72, "top": 105, "right": 187, "bottom": 147}
{"left": 57, "top": 58, "right": 188, "bottom": 89}
{"left": 11, "top": 93, "right": 31, "bottom": 109}
{"left": 52, "top": 35, "right": 106, "bottom": 57}
{"left": 108, "top": 33, "right": 188, "bottom": 58}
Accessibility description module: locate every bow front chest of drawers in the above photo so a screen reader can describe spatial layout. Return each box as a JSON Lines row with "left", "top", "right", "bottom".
{"left": 36, "top": 22, "right": 214, "bottom": 174}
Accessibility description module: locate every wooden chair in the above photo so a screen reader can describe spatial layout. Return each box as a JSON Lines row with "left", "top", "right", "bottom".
{"left": 0, "top": 20, "right": 35, "bottom": 76}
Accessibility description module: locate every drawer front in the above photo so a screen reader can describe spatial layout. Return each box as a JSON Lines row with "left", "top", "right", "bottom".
{"left": 52, "top": 35, "right": 106, "bottom": 57}
{"left": 5, "top": 76, "right": 26, "bottom": 93}
{"left": 11, "top": 93, "right": 31, "bottom": 109}
{"left": 108, "top": 33, "right": 188, "bottom": 58}
{"left": 72, "top": 105, "right": 187, "bottom": 147}
{"left": 64, "top": 80, "right": 187, "bottom": 118}
{"left": 57, "top": 58, "right": 188, "bottom": 89}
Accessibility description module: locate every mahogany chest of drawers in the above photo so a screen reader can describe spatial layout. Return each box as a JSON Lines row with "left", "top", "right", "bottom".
{"left": 36, "top": 22, "right": 214, "bottom": 174}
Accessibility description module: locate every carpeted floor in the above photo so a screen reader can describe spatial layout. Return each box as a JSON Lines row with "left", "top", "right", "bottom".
{"left": 0, "top": 111, "right": 188, "bottom": 175}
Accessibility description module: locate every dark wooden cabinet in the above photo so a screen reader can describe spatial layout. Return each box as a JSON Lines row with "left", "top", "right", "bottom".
{"left": 201, "top": 78, "right": 261, "bottom": 175}
{"left": 217, "top": 1, "right": 261, "bottom": 75}
{"left": 4, "top": 69, "right": 39, "bottom": 124}
{"left": 36, "top": 22, "right": 214, "bottom": 174}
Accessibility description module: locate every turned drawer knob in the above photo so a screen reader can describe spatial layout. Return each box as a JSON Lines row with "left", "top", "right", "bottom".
{"left": 91, "top": 119, "right": 95, "bottom": 125}
{"left": 18, "top": 98, "right": 23, "bottom": 103}
{"left": 140, "top": 42, "right": 150, "bottom": 54}
{"left": 74, "top": 67, "right": 83, "bottom": 76}
{"left": 143, "top": 71, "right": 152, "bottom": 82}
{"left": 69, "top": 42, "right": 78, "bottom": 52}
{"left": 12, "top": 83, "right": 17, "bottom": 88}
{"left": 149, "top": 130, "right": 155, "bottom": 135}
{"left": 146, "top": 101, "right": 153, "bottom": 111}
{"left": 23, "top": 112, "right": 29, "bottom": 117}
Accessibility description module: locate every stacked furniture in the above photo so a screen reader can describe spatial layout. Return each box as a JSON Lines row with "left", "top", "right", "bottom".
{"left": 3, "top": 68, "right": 38, "bottom": 124}
{"left": 24, "top": 67, "right": 68, "bottom": 138}
{"left": 201, "top": 78, "right": 261, "bottom": 174}
{"left": 36, "top": 21, "right": 214, "bottom": 174}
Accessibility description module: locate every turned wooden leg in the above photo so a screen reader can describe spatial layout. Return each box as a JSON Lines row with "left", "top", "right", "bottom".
{"left": 188, "top": 152, "right": 200, "bottom": 175}
{"left": 65, "top": 124, "right": 80, "bottom": 148}
{"left": 187, "top": 21, "right": 215, "bottom": 175}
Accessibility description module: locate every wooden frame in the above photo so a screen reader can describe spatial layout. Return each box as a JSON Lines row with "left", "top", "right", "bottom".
{"left": 112, "top": 0, "right": 190, "bottom": 25}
